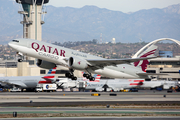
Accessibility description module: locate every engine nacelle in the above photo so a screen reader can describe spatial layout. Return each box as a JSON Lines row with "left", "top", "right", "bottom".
{"left": 69, "top": 57, "right": 88, "bottom": 70}
{"left": 36, "top": 59, "right": 56, "bottom": 69}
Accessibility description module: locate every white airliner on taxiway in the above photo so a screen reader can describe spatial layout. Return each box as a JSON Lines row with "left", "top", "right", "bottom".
{"left": 8, "top": 38, "right": 160, "bottom": 80}
{"left": 85, "top": 79, "right": 179, "bottom": 92}
{"left": 57, "top": 73, "right": 178, "bottom": 92}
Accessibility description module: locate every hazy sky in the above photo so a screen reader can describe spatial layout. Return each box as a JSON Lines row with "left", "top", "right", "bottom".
{"left": 48, "top": 0, "right": 180, "bottom": 13}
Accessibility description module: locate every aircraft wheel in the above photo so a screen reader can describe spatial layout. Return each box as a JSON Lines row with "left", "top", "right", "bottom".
{"left": 18, "top": 59, "right": 23, "bottom": 62}
{"left": 83, "top": 74, "right": 88, "bottom": 77}
{"left": 90, "top": 77, "right": 95, "bottom": 81}
{"left": 72, "top": 77, "right": 77, "bottom": 80}
{"left": 86, "top": 75, "right": 90, "bottom": 79}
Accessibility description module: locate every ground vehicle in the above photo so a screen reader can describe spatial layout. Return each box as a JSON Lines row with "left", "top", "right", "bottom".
{"left": 36, "top": 84, "right": 57, "bottom": 92}
{"left": 156, "top": 87, "right": 163, "bottom": 91}
{"left": 176, "top": 87, "right": 180, "bottom": 92}
{"left": 120, "top": 89, "right": 129, "bottom": 92}
{"left": 10, "top": 88, "right": 21, "bottom": 92}
{"left": 167, "top": 89, "right": 173, "bottom": 93}
{"left": 129, "top": 88, "right": 138, "bottom": 92}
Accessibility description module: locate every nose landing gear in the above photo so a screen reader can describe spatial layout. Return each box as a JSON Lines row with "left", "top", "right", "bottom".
{"left": 18, "top": 59, "right": 23, "bottom": 62}
{"left": 17, "top": 52, "right": 24, "bottom": 62}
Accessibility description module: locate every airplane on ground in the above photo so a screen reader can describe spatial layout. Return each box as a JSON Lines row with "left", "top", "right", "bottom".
{"left": 8, "top": 38, "right": 160, "bottom": 80}
{"left": 0, "top": 67, "right": 57, "bottom": 91}
{"left": 57, "top": 73, "right": 101, "bottom": 90}
{"left": 85, "top": 79, "right": 179, "bottom": 92}
{"left": 57, "top": 73, "right": 178, "bottom": 92}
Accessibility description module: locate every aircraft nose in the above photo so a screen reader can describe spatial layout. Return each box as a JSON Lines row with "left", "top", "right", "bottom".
{"left": 8, "top": 41, "right": 13, "bottom": 47}
{"left": 8, "top": 41, "right": 17, "bottom": 50}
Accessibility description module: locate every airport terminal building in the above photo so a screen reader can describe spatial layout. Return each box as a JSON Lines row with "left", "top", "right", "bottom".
{"left": 146, "top": 51, "right": 180, "bottom": 81}
{"left": 147, "top": 56, "right": 180, "bottom": 81}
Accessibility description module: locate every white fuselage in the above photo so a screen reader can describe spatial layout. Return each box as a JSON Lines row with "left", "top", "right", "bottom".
{"left": 85, "top": 79, "right": 178, "bottom": 91}
{"left": 8, "top": 39, "right": 146, "bottom": 79}
{"left": 56, "top": 78, "right": 178, "bottom": 91}
{"left": 0, "top": 76, "right": 47, "bottom": 88}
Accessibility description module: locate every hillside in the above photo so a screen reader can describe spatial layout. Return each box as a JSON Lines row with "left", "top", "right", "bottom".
{"left": 0, "top": 0, "right": 180, "bottom": 44}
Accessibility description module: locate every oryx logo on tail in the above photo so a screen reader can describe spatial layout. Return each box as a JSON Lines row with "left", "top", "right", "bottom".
{"left": 134, "top": 45, "right": 157, "bottom": 71}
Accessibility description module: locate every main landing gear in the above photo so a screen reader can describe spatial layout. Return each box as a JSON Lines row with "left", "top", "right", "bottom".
{"left": 83, "top": 73, "right": 95, "bottom": 81}
{"left": 65, "top": 69, "right": 95, "bottom": 81}
{"left": 65, "top": 69, "right": 77, "bottom": 80}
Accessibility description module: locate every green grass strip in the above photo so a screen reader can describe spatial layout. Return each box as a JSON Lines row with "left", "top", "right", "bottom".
{"left": 0, "top": 111, "right": 180, "bottom": 115}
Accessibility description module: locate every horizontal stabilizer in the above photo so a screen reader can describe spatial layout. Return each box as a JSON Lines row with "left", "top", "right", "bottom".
{"left": 42, "top": 67, "right": 57, "bottom": 82}
{"left": 42, "top": 77, "right": 55, "bottom": 82}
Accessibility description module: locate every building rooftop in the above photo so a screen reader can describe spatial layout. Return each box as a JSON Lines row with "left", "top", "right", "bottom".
{"left": 150, "top": 56, "right": 180, "bottom": 62}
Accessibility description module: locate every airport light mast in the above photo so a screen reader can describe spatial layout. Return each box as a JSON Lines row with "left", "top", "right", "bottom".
{"left": 16, "top": 0, "right": 49, "bottom": 41}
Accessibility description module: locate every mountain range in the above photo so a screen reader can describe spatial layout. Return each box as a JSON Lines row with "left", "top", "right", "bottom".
{"left": 0, "top": 0, "right": 180, "bottom": 44}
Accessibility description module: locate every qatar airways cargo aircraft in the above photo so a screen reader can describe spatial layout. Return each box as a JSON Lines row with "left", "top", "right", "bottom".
{"left": 8, "top": 38, "right": 159, "bottom": 80}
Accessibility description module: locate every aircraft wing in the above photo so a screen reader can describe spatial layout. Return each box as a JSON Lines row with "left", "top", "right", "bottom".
{"left": 0, "top": 81, "right": 27, "bottom": 88}
{"left": 136, "top": 73, "right": 168, "bottom": 76}
{"left": 86, "top": 56, "right": 157, "bottom": 68}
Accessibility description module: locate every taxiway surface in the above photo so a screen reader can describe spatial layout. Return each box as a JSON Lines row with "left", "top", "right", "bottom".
{"left": 0, "top": 90, "right": 180, "bottom": 106}
{"left": 0, "top": 90, "right": 180, "bottom": 119}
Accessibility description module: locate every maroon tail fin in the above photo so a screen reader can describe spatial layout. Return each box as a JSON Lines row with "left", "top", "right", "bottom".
{"left": 134, "top": 45, "right": 157, "bottom": 71}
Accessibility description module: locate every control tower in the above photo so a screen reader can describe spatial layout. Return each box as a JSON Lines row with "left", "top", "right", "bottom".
{"left": 16, "top": 0, "right": 49, "bottom": 41}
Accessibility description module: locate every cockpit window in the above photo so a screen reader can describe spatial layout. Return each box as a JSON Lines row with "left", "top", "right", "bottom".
{"left": 12, "top": 40, "right": 19, "bottom": 42}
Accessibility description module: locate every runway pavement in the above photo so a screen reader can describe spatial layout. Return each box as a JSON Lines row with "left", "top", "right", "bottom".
{"left": 0, "top": 90, "right": 180, "bottom": 119}
{"left": 0, "top": 90, "right": 180, "bottom": 106}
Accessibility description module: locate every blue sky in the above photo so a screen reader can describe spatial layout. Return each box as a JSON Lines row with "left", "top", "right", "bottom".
{"left": 48, "top": 0, "right": 180, "bottom": 13}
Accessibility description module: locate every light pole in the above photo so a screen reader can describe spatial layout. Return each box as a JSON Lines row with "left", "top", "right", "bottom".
{"left": 4, "top": 55, "right": 8, "bottom": 77}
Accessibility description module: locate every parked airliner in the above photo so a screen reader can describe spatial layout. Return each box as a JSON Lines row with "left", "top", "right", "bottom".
{"left": 0, "top": 67, "right": 57, "bottom": 91}
{"left": 85, "top": 79, "right": 178, "bottom": 92}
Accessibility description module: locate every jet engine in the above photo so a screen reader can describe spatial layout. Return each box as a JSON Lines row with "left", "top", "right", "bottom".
{"left": 36, "top": 59, "right": 56, "bottom": 69}
{"left": 68, "top": 57, "right": 88, "bottom": 70}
